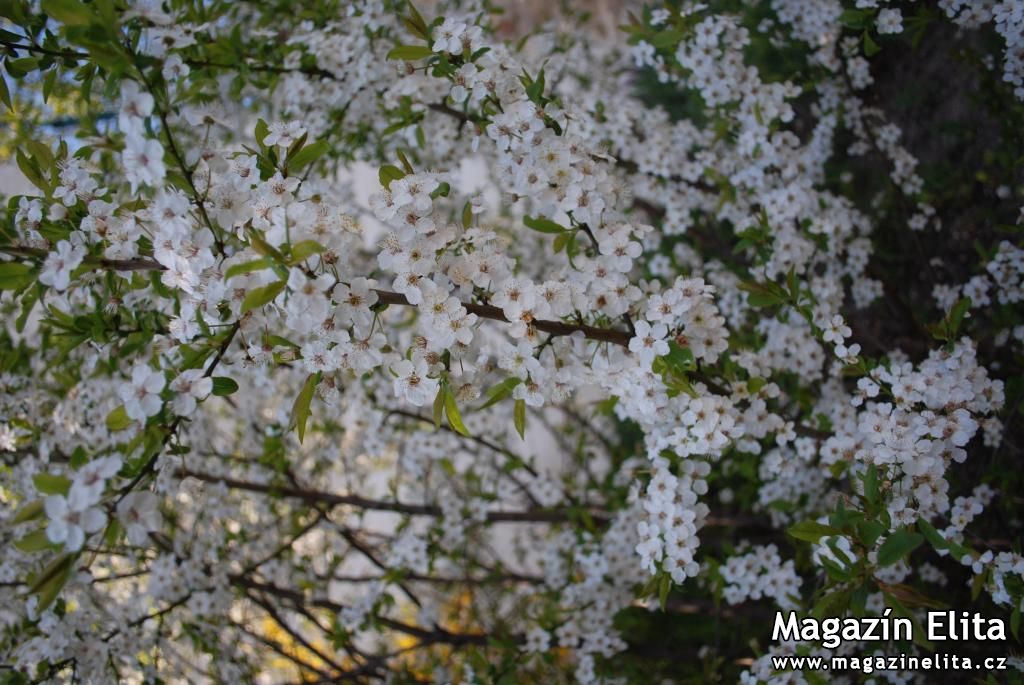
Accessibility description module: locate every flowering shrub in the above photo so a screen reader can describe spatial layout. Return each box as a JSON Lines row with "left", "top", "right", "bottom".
{"left": 0, "top": 0, "right": 1023, "bottom": 682}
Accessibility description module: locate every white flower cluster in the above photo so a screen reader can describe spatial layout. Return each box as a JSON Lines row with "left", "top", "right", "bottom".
{"left": 636, "top": 457, "right": 710, "bottom": 583}
{"left": 0, "top": 0, "right": 1021, "bottom": 682}
{"left": 720, "top": 544, "right": 803, "bottom": 610}
{"left": 41, "top": 455, "right": 121, "bottom": 552}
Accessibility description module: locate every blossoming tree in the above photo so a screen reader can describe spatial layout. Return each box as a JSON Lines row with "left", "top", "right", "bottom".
{"left": 1, "top": 0, "right": 1023, "bottom": 682}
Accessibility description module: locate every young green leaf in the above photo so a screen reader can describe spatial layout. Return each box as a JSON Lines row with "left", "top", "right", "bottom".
{"left": 658, "top": 574, "right": 671, "bottom": 611}
{"left": 0, "top": 72, "right": 11, "bottom": 110}
{"left": 876, "top": 530, "right": 924, "bottom": 567}
{"left": 287, "top": 140, "right": 330, "bottom": 172}
{"left": 241, "top": 280, "right": 286, "bottom": 313}
{"left": 33, "top": 473, "right": 71, "bottom": 496}
{"left": 12, "top": 499, "right": 44, "bottom": 524}
{"left": 29, "top": 553, "right": 74, "bottom": 612}
{"left": 478, "top": 377, "right": 522, "bottom": 410}
{"left": 254, "top": 119, "right": 270, "bottom": 147}
{"left": 863, "top": 31, "right": 881, "bottom": 57}
{"left": 0, "top": 262, "right": 34, "bottom": 290}
{"left": 948, "top": 297, "right": 971, "bottom": 336}
{"left": 430, "top": 181, "right": 451, "bottom": 199}
{"left": 386, "top": 45, "right": 434, "bottom": 61}
{"left": 916, "top": 517, "right": 954, "bottom": 554}
{"left": 105, "top": 405, "right": 133, "bottom": 431}
{"left": 292, "top": 373, "right": 319, "bottom": 444}
{"left": 379, "top": 164, "right": 406, "bottom": 190}
{"left": 513, "top": 398, "right": 526, "bottom": 439}
{"left": 211, "top": 377, "right": 239, "bottom": 396}
{"left": 444, "top": 386, "right": 470, "bottom": 436}
{"left": 432, "top": 385, "right": 444, "bottom": 429}
{"left": 41, "top": 0, "right": 95, "bottom": 25}
{"left": 787, "top": 519, "right": 841, "bottom": 543}
{"left": 14, "top": 530, "right": 58, "bottom": 553}
{"left": 288, "top": 240, "right": 325, "bottom": 265}
{"left": 523, "top": 215, "right": 568, "bottom": 234}
{"left": 225, "top": 257, "right": 276, "bottom": 280}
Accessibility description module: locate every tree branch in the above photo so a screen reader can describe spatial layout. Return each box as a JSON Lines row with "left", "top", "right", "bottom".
{"left": 177, "top": 468, "right": 609, "bottom": 524}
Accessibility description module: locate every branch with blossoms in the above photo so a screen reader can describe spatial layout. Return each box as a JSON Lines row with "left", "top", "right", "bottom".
{"left": 0, "top": 0, "right": 1022, "bottom": 683}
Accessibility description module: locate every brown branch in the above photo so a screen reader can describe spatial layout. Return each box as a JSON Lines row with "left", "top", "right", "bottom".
{"left": 247, "top": 592, "right": 349, "bottom": 675}
{"left": 330, "top": 570, "right": 542, "bottom": 585}
{"left": 383, "top": 406, "right": 539, "bottom": 475}
{"left": 0, "top": 40, "right": 86, "bottom": 60}
{"left": 176, "top": 468, "right": 609, "bottom": 524}
{"left": 233, "top": 576, "right": 507, "bottom": 647}
{"left": 1, "top": 245, "right": 162, "bottom": 271}
{"left": 178, "top": 468, "right": 774, "bottom": 532}
{"left": 233, "top": 620, "right": 335, "bottom": 680}
{"left": 2, "top": 244, "right": 632, "bottom": 345}
{"left": 374, "top": 289, "right": 632, "bottom": 345}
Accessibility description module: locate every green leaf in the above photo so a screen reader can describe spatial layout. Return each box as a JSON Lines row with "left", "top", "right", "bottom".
{"left": 971, "top": 566, "right": 988, "bottom": 600}
{"left": 787, "top": 519, "right": 840, "bottom": 543}
{"left": 876, "top": 530, "right": 923, "bottom": 567}
{"left": 0, "top": 262, "right": 34, "bottom": 290}
{"left": 430, "top": 181, "right": 450, "bottom": 199}
{"left": 523, "top": 215, "right": 568, "bottom": 234}
{"left": 12, "top": 499, "right": 44, "bottom": 524}
{"left": 443, "top": 386, "right": 470, "bottom": 436}
{"left": 42, "top": 68, "right": 57, "bottom": 104}
{"left": 41, "top": 0, "right": 95, "bottom": 24}
{"left": 225, "top": 257, "right": 276, "bottom": 280}
{"left": 379, "top": 164, "right": 406, "bottom": 190}
{"left": 857, "top": 520, "right": 886, "bottom": 548}
{"left": 29, "top": 553, "right": 73, "bottom": 612}
{"left": 524, "top": 67, "right": 546, "bottom": 103}
{"left": 863, "top": 31, "right": 880, "bottom": 57}
{"left": 513, "top": 398, "right": 526, "bottom": 439}
{"left": 16, "top": 282, "right": 41, "bottom": 333}
{"left": 0, "top": 73, "right": 11, "bottom": 110}
{"left": 917, "top": 517, "right": 948, "bottom": 552}
{"left": 247, "top": 230, "right": 287, "bottom": 263}
{"left": 211, "top": 376, "right": 238, "bottom": 396}
{"left": 839, "top": 9, "right": 867, "bottom": 29}
{"left": 658, "top": 573, "right": 671, "bottom": 611}
{"left": 402, "top": 16, "right": 428, "bottom": 41}
{"left": 24, "top": 140, "right": 54, "bottom": 177}
{"left": 254, "top": 118, "right": 269, "bottom": 147}
{"left": 386, "top": 45, "right": 434, "bottom": 61}
{"left": 862, "top": 464, "right": 880, "bottom": 510}
{"left": 811, "top": 587, "right": 852, "bottom": 620}
{"left": 288, "top": 240, "right": 325, "bottom": 265}
{"left": 288, "top": 140, "right": 330, "bottom": 172}
{"left": 5, "top": 56, "right": 39, "bottom": 79}
{"left": 395, "top": 148, "right": 414, "bottom": 174}
{"left": 552, "top": 232, "right": 570, "bottom": 253}
{"left": 739, "top": 280, "right": 787, "bottom": 308}
{"left": 432, "top": 385, "right": 444, "bottom": 429}
{"left": 406, "top": 1, "right": 428, "bottom": 36}
{"left": 14, "top": 530, "right": 58, "bottom": 553}
{"left": 948, "top": 297, "right": 971, "bottom": 336}
{"left": 33, "top": 473, "right": 71, "bottom": 496}
{"left": 478, "top": 377, "right": 521, "bottom": 410}
{"left": 16, "top": 149, "right": 48, "bottom": 192}
{"left": 105, "top": 405, "right": 132, "bottom": 431}
{"left": 241, "top": 280, "right": 286, "bottom": 313}
{"left": 292, "top": 373, "right": 318, "bottom": 444}
{"left": 650, "top": 29, "right": 685, "bottom": 49}
{"left": 659, "top": 341, "right": 694, "bottom": 374}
